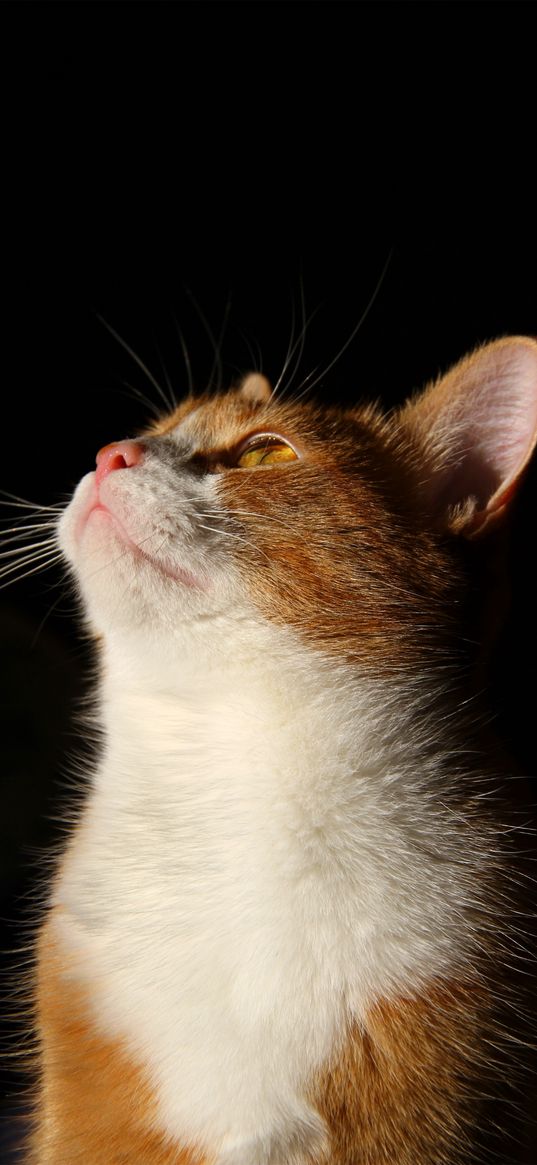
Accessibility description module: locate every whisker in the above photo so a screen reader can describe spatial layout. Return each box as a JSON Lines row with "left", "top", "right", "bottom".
{"left": 271, "top": 291, "right": 297, "bottom": 401}
{"left": 0, "top": 553, "right": 63, "bottom": 589}
{"left": 305, "top": 248, "right": 393, "bottom": 396}
{"left": 0, "top": 489, "right": 64, "bottom": 589}
{"left": 0, "top": 545, "right": 60, "bottom": 577}
{"left": 278, "top": 276, "right": 309, "bottom": 399}
{"left": 0, "top": 525, "right": 59, "bottom": 546}
{"left": 95, "top": 313, "right": 172, "bottom": 414}
{"left": 0, "top": 539, "right": 58, "bottom": 560}
{"left": 0, "top": 520, "right": 58, "bottom": 533}
{"left": 0, "top": 526, "right": 58, "bottom": 548}
{"left": 30, "top": 592, "right": 69, "bottom": 647}
{"left": 197, "top": 521, "right": 273, "bottom": 565}
{"left": 119, "top": 380, "right": 162, "bottom": 419}
{"left": 210, "top": 291, "right": 232, "bottom": 395}
{"left": 185, "top": 288, "right": 226, "bottom": 395}
{"left": 236, "top": 327, "right": 263, "bottom": 378}
{"left": 200, "top": 506, "right": 309, "bottom": 544}
{"left": 272, "top": 285, "right": 320, "bottom": 401}
{"left": 0, "top": 492, "right": 63, "bottom": 512}
{"left": 172, "top": 311, "right": 195, "bottom": 399}
{"left": 152, "top": 333, "right": 178, "bottom": 412}
{"left": 283, "top": 365, "right": 322, "bottom": 407}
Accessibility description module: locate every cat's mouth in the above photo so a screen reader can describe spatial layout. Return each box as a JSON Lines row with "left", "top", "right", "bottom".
{"left": 78, "top": 494, "right": 203, "bottom": 591}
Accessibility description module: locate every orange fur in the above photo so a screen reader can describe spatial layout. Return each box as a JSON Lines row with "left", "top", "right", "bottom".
{"left": 150, "top": 390, "right": 464, "bottom": 672}
{"left": 28, "top": 914, "right": 209, "bottom": 1165}
{"left": 25, "top": 347, "right": 537, "bottom": 1162}
{"left": 311, "top": 984, "right": 496, "bottom": 1165}
{"left": 31, "top": 916, "right": 511, "bottom": 1165}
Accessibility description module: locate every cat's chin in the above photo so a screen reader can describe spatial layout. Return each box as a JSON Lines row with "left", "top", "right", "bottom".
{"left": 58, "top": 473, "right": 209, "bottom": 612}
{"left": 59, "top": 522, "right": 243, "bottom": 647}
{"left": 81, "top": 504, "right": 204, "bottom": 591}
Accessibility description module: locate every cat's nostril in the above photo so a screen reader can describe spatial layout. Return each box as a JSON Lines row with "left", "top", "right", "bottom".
{"left": 95, "top": 440, "right": 144, "bottom": 486}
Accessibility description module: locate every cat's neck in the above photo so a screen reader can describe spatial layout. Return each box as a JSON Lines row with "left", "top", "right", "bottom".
{"left": 52, "top": 621, "right": 491, "bottom": 1161}
{"left": 96, "top": 623, "right": 362, "bottom": 804}
{"left": 88, "top": 624, "right": 484, "bottom": 989}
{"left": 94, "top": 620, "right": 470, "bottom": 808}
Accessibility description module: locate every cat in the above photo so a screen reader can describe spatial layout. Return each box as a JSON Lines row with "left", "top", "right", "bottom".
{"left": 24, "top": 337, "right": 537, "bottom": 1163}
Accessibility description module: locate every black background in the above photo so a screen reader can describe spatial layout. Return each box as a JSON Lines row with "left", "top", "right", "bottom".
{"left": 1, "top": 1, "right": 536, "bottom": 1157}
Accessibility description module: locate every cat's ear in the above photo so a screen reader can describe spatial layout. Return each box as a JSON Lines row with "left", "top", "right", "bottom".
{"left": 236, "top": 373, "right": 272, "bottom": 407}
{"left": 398, "top": 337, "right": 537, "bottom": 537}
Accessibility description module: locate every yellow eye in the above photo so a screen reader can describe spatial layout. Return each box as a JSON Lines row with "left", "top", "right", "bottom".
{"left": 237, "top": 436, "right": 298, "bottom": 468}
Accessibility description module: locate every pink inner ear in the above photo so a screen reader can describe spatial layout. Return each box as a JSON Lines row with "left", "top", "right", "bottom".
{"left": 400, "top": 338, "right": 537, "bottom": 534}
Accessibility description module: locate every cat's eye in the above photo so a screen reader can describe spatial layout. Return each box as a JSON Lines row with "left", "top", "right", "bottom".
{"left": 236, "top": 434, "right": 299, "bottom": 469}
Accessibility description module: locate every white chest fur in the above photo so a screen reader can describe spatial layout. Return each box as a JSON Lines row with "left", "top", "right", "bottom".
{"left": 53, "top": 623, "right": 485, "bottom": 1163}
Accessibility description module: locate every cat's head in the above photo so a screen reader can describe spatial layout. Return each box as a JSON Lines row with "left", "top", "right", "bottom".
{"left": 58, "top": 339, "right": 537, "bottom": 673}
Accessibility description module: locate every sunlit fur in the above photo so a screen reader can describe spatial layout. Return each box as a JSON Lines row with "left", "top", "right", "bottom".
{"left": 23, "top": 342, "right": 537, "bottom": 1163}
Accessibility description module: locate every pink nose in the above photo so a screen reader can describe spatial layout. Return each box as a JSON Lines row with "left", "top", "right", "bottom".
{"left": 95, "top": 440, "right": 144, "bottom": 486}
